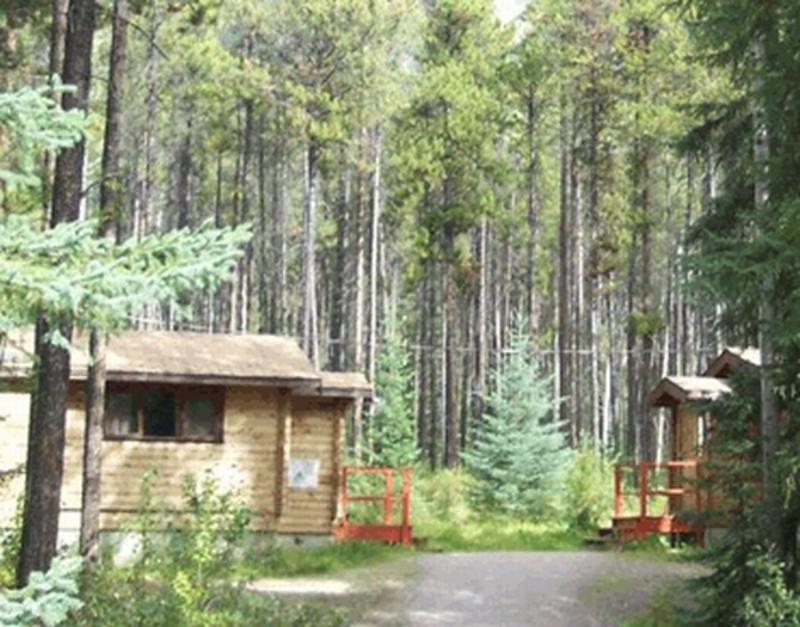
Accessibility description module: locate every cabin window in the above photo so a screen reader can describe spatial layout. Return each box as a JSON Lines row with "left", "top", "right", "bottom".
{"left": 104, "top": 384, "right": 223, "bottom": 442}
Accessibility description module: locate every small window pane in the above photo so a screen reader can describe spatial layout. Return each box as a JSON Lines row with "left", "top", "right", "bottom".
{"left": 106, "top": 392, "right": 137, "bottom": 436}
{"left": 143, "top": 390, "right": 176, "bottom": 437}
{"left": 184, "top": 395, "right": 218, "bottom": 439}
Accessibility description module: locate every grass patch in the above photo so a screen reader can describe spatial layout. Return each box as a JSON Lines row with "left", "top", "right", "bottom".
{"left": 621, "top": 583, "right": 698, "bottom": 627}
{"left": 231, "top": 540, "right": 407, "bottom": 580}
{"left": 416, "top": 515, "right": 584, "bottom": 552}
{"left": 616, "top": 535, "right": 704, "bottom": 563}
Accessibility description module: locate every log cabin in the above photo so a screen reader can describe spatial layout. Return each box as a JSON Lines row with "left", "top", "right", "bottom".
{"left": 0, "top": 331, "right": 371, "bottom": 547}
{"left": 609, "top": 347, "right": 759, "bottom": 544}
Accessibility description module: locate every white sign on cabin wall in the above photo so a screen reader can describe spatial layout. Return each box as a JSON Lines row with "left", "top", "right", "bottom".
{"left": 289, "top": 458, "right": 320, "bottom": 489}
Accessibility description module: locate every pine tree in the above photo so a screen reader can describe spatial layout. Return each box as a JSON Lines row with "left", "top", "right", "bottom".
{"left": 371, "top": 329, "right": 417, "bottom": 468}
{"left": 463, "top": 331, "right": 571, "bottom": 517}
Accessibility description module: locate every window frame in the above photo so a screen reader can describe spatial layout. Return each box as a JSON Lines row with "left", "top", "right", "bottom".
{"left": 103, "top": 382, "right": 225, "bottom": 443}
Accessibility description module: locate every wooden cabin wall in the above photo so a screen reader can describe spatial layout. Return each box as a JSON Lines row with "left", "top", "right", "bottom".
{"left": 0, "top": 393, "right": 31, "bottom": 528}
{"left": 280, "top": 397, "right": 344, "bottom": 534}
{"left": 675, "top": 406, "right": 700, "bottom": 513}
{"left": 0, "top": 386, "right": 346, "bottom": 536}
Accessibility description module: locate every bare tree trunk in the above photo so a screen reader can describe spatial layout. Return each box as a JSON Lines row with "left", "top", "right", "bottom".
{"left": 368, "top": 128, "right": 382, "bottom": 386}
{"left": 302, "top": 139, "right": 320, "bottom": 367}
{"left": 525, "top": 87, "right": 541, "bottom": 335}
{"left": 444, "top": 256, "right": 459, "bottom": 467}
{"left": 557, "top": 106, "right": 571, "bottom": 437}
{"left": 626, "top": 238, "right": 639, "bottom": 461}
{"left": 753, "top": 38, "right": 781, "bottom": 550}
{"left": 571, "top": 119, "right": 583, "bottom": 447}
{"left": 18, "top": 0, "right": 95, "bottom": 587}
{"left": 270, "top": 141, "right": 286, "bottom": 335}
{"left": 329, "top": 166, "right": 349, "bottom": 370}
{"left": 80, "top": 0, "right": 126, "bottom": 565}
{"left": 475, "top": 216, "right": 488, "bottom": 428}
{"left": 42, "top": 0, "right": 68, "bottom": 224}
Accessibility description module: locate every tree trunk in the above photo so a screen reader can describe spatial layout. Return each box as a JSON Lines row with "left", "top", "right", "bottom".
{"left": 368, "top": 128, "right": 382, "bottom": 386}
{"left": 302, "top": 139, "right": 320, "bottom": 367}
{"left": 525, "top": 86, "right": 541, "bottom": 335}
{"left": 557, "top": 105, "right": 571, "bottom": 437}
{"left": 80, "top": 0, "right": 126, "bottom": 565}
{"left": 18, "top": 0, "right": 95, "bottom": 587}
{"left": 753, "top": 38, "right": 781, "bottom": 551}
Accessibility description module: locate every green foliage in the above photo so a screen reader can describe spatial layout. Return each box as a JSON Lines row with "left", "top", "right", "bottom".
{"left": 415, "top": 514, "right": 582, "bottom": 553}
{"left": 0, "top": 215, "right": 251, "bottom": 335}
{"left": 74, "top": 472, "right": 343, "bottom": 627}
{"left": 697, "top": 545, "right": 800, "bottom": 627}
{"left": 370, "top": 329, "right": 418, "bottom": 467}
{"left": 563, "top": 446, "right": 615, "bottom": 532}
{"left": 0, "top": 494, "right": 23, "bottom": 589}
{"left": 0, "top": 556, "right": 83, "bottom": 627}
{"left": 390, "top": 0, "right": 510, "bottom": 274}
{"left": 231, "top": 541, "right": 400, "bottom": 581}
{"left": 413, "top": 468, "right": 473, "bottom": 526}
{"left": 0, "top": 83, "right": 84, "bottom": 197}
{"left": 690, "top": 371, "right": 800, "bottom": 625}
{"left": 463, "top": 332, "right": 570, "bottom": 517}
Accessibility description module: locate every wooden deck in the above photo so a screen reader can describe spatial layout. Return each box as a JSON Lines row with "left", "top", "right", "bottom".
{"left": 610, "top": 460, "right": 704, "bottom": 544}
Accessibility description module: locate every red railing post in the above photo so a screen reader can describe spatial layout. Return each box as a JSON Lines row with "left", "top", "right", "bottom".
{"left": 338, "top": 467, "right": 349, "bottom": 521}
{"left": 639, "top": 462, "right": 649, "bottom": 521}
{"left": 383, "top": 470, "right": 394, "bottom": 525}
{"left": 401, "top": 468, "right": 411, "bottom": 546}
{"left": 614, "top": 465, "right": 624, "bottom": 518}
{"left": 695, "top": 461, "right": 702, "bottom": 513}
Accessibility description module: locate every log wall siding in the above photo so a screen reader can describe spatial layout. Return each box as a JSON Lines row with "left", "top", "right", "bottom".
{"left": 675, "top": 406, "right": 704, "bottom": 513}
{"left": 0, "top": 386, "right": 345, "bottom": 535}
{"left": 280, "top": 397, "right": 343, "bottom": 534}
{"left": 0, "top": 393, "right": 30, "bottom": 528}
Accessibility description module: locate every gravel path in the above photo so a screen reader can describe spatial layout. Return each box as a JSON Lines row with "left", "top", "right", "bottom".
{"left": 354, "top": 551, "right": 703, "bottom": 627}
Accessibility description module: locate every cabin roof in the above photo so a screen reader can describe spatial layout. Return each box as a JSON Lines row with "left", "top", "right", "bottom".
{"left": 703, "top": 346, "right": 761, "bottom": 378}
{"left": 648, "top": 376, "right": 732, "bottom": 407}
{"left": 294, "top": 372, "right": 373, "bottom": 400}
{"left": 0, "top": 330, "right": 353, "bottom": 390}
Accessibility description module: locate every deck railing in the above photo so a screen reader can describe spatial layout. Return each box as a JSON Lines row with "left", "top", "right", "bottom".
{"left": 613, "top": 460, "right": 702, "bottom": 520}
{"left": 335, "top": 466, "right": 412, "bottom": 546}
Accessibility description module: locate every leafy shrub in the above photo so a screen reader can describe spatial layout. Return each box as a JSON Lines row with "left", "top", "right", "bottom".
{"left": 736, "top": 554, "right": 800, "bottom": 626}
{"left": 413, "top": 468, "right": 473, "bottom": 525}
{"left": 72, "top": 471, "right": 344, "bottom": 627}
{"left": 0, "top": 556, "right": 83, "bottom": 626}
{"left": 563, "top": 445, "right": 615, "bottom": 532}
{"left": 0, "top": 494, "right": 23, "bottom": 588}
{"left": 697, "top": 544, "right": 800, "bottom": 626}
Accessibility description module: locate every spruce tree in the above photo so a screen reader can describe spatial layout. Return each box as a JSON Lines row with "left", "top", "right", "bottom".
{"left": 370, "top": 329, "right": 418, "bottom": 468}
{"left": 463, "top": 331, "right": 570, "bottom": 517}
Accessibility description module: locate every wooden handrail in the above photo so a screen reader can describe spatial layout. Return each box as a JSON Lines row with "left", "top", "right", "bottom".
{"left": 336, "top": 466, "right": 413, "bottom": 546}
{"left": 613, "top": 460, "right": 703, "bottom": 520}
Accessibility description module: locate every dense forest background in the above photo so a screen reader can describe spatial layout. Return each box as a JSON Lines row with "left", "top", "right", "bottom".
{"left": 0, "top": 0, "right": 736, "bottom": 467}
{"left": 8, "top": 0, "right": 800, "bottom": 621}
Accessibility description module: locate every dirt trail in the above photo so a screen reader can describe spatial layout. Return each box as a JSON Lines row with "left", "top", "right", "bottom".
{"left": 249, "top": 550, "right": 704, "bottom": 626}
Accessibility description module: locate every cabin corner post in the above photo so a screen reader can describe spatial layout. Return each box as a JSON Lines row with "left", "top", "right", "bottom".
{"left": 274, "top": 389, "right": 291, "bottom": 525}
{"left": 332, "top": 400, "right": 345, "bottom": 523}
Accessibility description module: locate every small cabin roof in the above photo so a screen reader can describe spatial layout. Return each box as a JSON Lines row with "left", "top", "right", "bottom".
{"left": 648, "top": 376, "right": 732, "bottom": 408}
{"left": 1, "top": 330, "right": 321, "bottom": 388}
{"left": 294, "top": 372, "right": 373, "bottom": 400}
{"left": 703, "top": 347, "right": 761, "bottom": 378}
